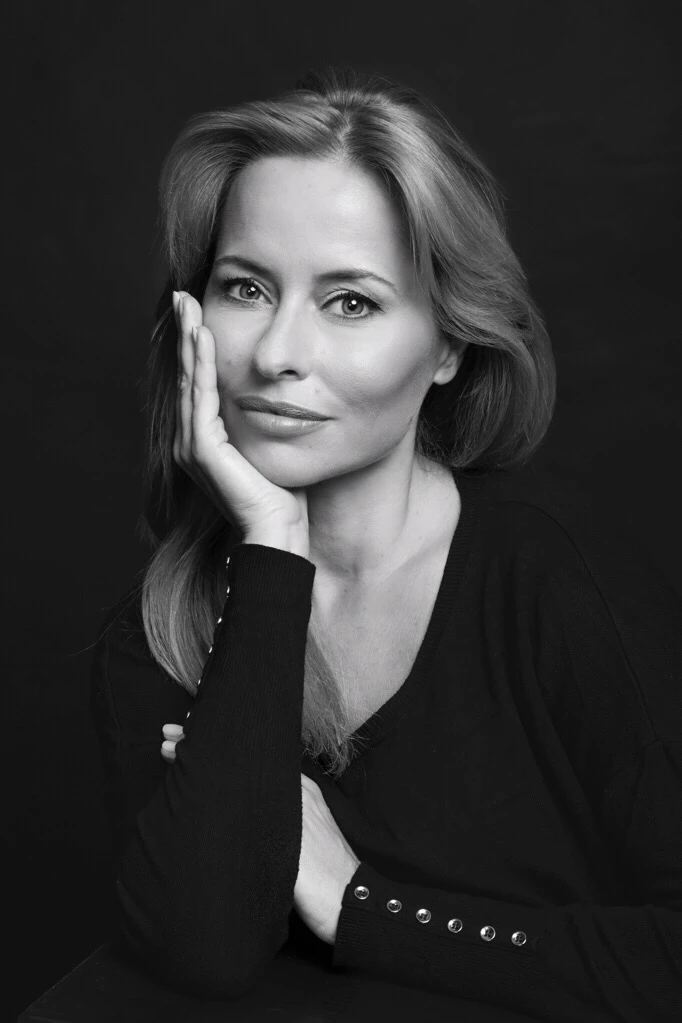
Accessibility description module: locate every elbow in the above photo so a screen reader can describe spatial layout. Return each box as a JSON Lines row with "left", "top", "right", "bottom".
{"left": 134, "top": 938, "right": 283, "bottom": 1001}
{"left": 140, "top": 946, "right": 272, "bottom": 1000}
{"left": 115, "top": 887, "right": 290, "bottom": 999}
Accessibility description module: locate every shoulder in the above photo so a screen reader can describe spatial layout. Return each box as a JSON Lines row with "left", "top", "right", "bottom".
{"left": 464, "top": 465, "right": 682, "bottom": 651}
{"left": 473, "top": 464, "right": 603, "bottom": 547}
{"left": 467, "top": 464, "right": 667, "bottom": 589}
{"left": 467, "top": 465, "right": 682, "bottom": 743}
{"left": 457, "top": 466, "right": 601, "bottom": 596}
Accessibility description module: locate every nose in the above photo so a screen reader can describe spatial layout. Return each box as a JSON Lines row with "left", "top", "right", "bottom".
{"left": 251, "top": 300, "right": 315, "bottom": 379}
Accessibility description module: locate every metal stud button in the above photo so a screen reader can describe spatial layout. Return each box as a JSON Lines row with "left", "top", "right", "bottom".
{"left": 480, "top": 925, "right": 496, "bottom": 941}
{"left": 511, "top": 930, "right": 527, "bottom": 946}
{"left": 387, "top": 899, "right": 402, "bottom": 913}
{"left": 416, "top": 908, "right": 431, "bottom": 923}
{"left": 447, "top": 918, "right": 463, "bottom": 933}
{"left": 353, "top": 885, "right": 369, "bottom": 900}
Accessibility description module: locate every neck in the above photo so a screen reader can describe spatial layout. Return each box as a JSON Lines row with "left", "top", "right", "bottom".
{"left": 306, "top": 449, "right": 448, "bottom": 588}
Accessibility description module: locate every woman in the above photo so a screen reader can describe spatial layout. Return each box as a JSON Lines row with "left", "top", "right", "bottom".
{"left": 90, "top": 67, "right": 682, "bottom": 1020}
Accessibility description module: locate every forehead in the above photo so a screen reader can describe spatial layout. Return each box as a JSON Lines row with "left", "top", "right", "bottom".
{"left": 216, "top": 156, "right": 412, "bottom": 279}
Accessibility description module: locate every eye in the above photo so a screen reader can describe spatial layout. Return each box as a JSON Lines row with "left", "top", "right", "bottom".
{"left": 326, "top": 290, "right": 380, "bottom": 320}
{"left": 217, "top": 276, "right": 267, "bottom": 303}
{"left": 216, "top": 276, "right": 380, "bottom": 320}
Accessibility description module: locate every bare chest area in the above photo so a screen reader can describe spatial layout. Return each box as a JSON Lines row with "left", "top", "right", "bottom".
{"left": 308, "top": 467, "right": 461, "bottom": 735}
{"left": 312, "top": 548, "right": 449, "bottom": 734}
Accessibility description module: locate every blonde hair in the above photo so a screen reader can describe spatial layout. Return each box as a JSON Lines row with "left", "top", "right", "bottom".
{"left": 132, "top": 66, "right": 555, "bottom": 777}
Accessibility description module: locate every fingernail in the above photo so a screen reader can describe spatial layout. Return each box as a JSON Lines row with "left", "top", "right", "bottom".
{"left": 191, "top": 325, "right": 198, "bottom": 343}
{"left": 178, "top": 295, "right": 184, "bottom": 317}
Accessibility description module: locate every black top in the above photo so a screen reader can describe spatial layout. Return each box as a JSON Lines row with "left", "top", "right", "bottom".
{"left": 90, "top": 466, "right": 682, "bottom": 1021}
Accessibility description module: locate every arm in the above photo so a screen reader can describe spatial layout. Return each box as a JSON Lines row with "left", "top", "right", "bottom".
{"left": 333, "top": 737, "right": 682, "bottom": 1022}
{"left": 90, "top": 541, "right": 315, "bottom": 998}
{"left": 333, "top": 500, "right": 682, "bottom": 1022}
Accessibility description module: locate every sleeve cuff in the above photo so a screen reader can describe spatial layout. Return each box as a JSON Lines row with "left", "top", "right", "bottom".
{"left": 333, "top": 861, "right": 546, "bottom": 969}
{"left": 227, "top": 541, "right": 316, "bottom": 607}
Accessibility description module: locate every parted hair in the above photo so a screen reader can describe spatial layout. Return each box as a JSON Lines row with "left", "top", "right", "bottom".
{"left": 136, "top": 65, "right": 556, "bottom": 777}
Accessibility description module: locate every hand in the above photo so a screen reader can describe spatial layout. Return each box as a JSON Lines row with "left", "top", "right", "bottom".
{"left": 160, "top": 722, "right": 185, "bottom": 762}
{"left": 173, "top": 291, "right": 310, "bottom": 547}
{"left": 294, "top": 774, "right": 361, "bottom": 946}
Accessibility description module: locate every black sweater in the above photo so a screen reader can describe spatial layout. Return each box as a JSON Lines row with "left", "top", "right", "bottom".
{"left": 90, "top": 467, "right": 682, "bottom": 1021}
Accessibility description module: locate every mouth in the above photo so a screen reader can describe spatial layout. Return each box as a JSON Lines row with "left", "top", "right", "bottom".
{"left": 236, "top": 396, "right": 330, "bottom": 420}
{"left": 239, "top": 408, "right": 330, "bottom": 437}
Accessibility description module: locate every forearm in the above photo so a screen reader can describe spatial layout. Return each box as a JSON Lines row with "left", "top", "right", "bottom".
{"left": 334, "top": 861, "right": 682, "bottom": 1022}
{"left": 114, "top": 544, "right": 315, "bottom": 997}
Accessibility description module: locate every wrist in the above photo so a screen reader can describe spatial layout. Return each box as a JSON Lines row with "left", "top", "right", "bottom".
{"left": 324, "top": 857, "right": 359, "bottom": 945}
{"left": 321, "top": 902, "right": 342, "bottom": 946}
{"left": 242, "top": 528, "right": 309, "bottom": 560}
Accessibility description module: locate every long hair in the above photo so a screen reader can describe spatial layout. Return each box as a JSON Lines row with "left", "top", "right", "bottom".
{"left": 134, "top": 66, "right": 556, "bottom": 777}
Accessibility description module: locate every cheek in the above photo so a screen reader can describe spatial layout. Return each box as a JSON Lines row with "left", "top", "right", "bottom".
{"left": 214, "top": 350, "right": 241, "bottom": 395}
{"left": 202, "top": 310, "right": 249, "bottom": 389}
{"left": 203, "top": 303, "right": 435, "bottom": 420}
{"left": 338, "top": 333, "right": 434, "bottom": 422}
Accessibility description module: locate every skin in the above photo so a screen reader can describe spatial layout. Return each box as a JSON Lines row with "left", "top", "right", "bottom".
{"left": 200, "top": 155, "right": 465, "bottom": 588}
{"left": 165, "top": 155, "right": 468, "bottom": 944}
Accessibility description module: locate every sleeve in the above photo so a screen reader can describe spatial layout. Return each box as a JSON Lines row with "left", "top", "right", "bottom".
{"left": 333, "top": 502, "right": 682, "bottom": 1023}
{"left": 89, "top": 543, "right": 316, "bottom": 999}
{"left": 334, "top": 739, "right": 682, "bottom": 1022}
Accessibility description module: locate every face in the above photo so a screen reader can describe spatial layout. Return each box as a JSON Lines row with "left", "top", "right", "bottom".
{"left": 201, "top": 156, "right": 461, "bottom": 489}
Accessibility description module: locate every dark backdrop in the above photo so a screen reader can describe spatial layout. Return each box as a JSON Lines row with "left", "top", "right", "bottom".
{"left": 7, "top": 1, "right": 681, "bottom": 1017}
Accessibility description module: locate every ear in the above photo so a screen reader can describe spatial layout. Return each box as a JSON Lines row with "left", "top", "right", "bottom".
{"left": 432, "top": 335, "right": 467, "bottom": 387}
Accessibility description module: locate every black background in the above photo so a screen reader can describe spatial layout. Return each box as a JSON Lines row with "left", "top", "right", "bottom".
{"left": 7, "top": 1, "right": 681, "bottom": 1018}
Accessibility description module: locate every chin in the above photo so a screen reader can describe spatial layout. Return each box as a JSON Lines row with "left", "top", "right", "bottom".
{"left": 231, "top": 434, "right": 332, "bottom": 489}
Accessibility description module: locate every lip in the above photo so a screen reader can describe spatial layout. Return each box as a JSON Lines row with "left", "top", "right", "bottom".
{"left": 237, "top": 396, "right": 330, "bottom": 420}
{"left": 240, "top": 409, "right": 330, "bottom": 437}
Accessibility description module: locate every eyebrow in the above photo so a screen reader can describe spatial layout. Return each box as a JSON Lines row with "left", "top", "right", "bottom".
{"left": 212, "top": 253, "right": 398, "bottom": 294}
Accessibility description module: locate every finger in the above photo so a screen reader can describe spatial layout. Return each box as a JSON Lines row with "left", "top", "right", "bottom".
{"left": 162, "top": 723, "right": 185, "bottom": 739}
{"left": 177, "top": 292, "right": 194, "bottom": 464}
{"left": 162, "top": 738, "right": 180, "bottom": 752}
{"left": 172, "top": 291, "right": 183, "bottom": 465}
{"left": 162, "top": 736, "right": 184, "bottom": 752}
{"left": 161, "top": 746, "right": 176, "bottom": 762}
{"left": 177, "top": 292, "right": 197, "bottom": 464}
{"left": 192, "top": 325, "right": 223, "bottom": 443}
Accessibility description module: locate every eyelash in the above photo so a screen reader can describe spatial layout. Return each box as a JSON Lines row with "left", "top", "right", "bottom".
{"left": 216, "top": 276, "right": 381, "bottom": 319}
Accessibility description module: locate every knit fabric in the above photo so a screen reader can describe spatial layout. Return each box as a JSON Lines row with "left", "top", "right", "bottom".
{"left": 90, "top": 467, "right": 682, "bottom": 1020}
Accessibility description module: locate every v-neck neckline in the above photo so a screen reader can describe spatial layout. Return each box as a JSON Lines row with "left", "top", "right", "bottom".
{"left": 312, "top": 466, "right": 490, "bottom": 774}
